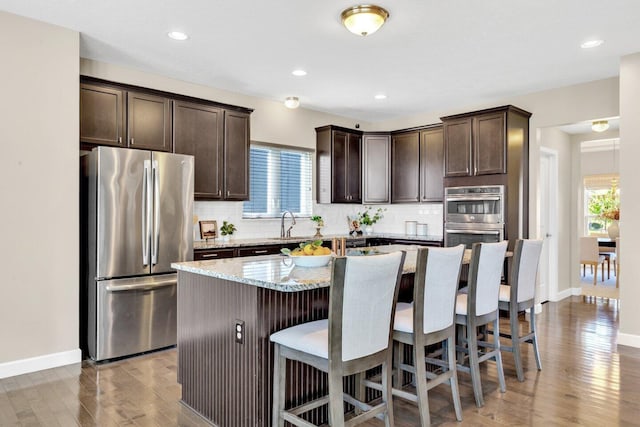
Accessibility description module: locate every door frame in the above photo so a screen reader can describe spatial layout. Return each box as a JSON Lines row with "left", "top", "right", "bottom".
{"left": 539, "top": 147, "right": 559, "bottom": 303}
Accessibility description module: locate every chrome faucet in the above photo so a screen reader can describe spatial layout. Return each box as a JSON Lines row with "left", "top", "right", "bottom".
{"left": 280, "top": 210, "right": 296, "bottom": 239}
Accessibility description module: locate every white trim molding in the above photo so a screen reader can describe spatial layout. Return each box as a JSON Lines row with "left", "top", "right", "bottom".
{"left": 0, "top": 349, "right": 81, "bottom": 379}
{"left": 618, "top": 332, "right": 640, "bottom": 349}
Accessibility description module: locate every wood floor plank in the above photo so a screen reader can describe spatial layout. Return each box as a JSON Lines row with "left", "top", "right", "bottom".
{"left": 0, "top": 296, "right": 639, "bottom": 426}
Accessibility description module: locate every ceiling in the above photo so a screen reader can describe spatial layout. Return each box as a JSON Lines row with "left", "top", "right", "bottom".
{"left": 2, "top": 0, "right": 640, "bottom": 122}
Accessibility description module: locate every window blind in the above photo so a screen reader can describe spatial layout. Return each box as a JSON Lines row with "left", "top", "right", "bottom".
{"left": 243, "top": 143, "right": 313, "bottom": 218}
{"left": 583, "top": 174, "right": 619, "bottom": 191}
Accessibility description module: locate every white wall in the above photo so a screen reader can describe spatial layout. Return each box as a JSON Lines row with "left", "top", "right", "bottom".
{"left": 619, "top": 53, "right": 640, "bottom": 347}
{"left": 0, "top": 12, "right": 80, "bottom": 375}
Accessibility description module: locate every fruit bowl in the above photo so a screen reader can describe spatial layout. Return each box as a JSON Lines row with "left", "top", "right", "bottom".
{"left": 289, "top": 253, "right": 333, "bottom": 268}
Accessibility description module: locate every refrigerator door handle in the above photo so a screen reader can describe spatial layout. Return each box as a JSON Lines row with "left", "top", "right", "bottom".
{"left": 142, "top": 160, "right": 151, "bottom": 266}
{"left": 152, "top": 160, "right": 160, "bottom": 265}
{"left": 104, "top": 277, "right": 176, "bottom": 292}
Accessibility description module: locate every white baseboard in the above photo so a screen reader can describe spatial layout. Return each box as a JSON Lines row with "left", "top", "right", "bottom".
{"left": 618, "top": 332, "right": 640, "bottom": 349}
{"left": 551, "top": 287, "right": 580, "bottom": 301}
{"left": 0, "top": 349, "right": 81, "bottom": 379}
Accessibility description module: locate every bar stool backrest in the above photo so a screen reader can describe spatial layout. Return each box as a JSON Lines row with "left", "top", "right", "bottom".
{"left": 468, "top": 241, "right": 508, "bottom": 317}
{"left": 330, "top": 251, "right": 405, "bottom": 362}
{"left": 511, "top": 240, "right": 543, "bottom": 303}
{"left": 419, "top": 245, "right": 465, "bottom": 334}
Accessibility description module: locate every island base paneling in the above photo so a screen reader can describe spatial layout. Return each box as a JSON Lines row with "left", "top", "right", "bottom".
{"left": 178, "top": 271, "right": 355, "bottom": 426}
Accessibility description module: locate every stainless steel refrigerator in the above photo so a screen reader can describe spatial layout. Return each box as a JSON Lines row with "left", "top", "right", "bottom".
{"left": 81, "top": 146, "right": 194, "bottom": 361}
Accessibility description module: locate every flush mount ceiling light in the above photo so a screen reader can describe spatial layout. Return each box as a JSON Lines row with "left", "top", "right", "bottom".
{"left": 581, "top": 39, "right": 603, "bottom": 49}
{"left": 341, "top": 5, "right": 389, "bottom": 36}
{"left": 374, "top": 94, "right": 387, "bottom": 100}
{"left": 167, "top": 31, "right": 189, "bottom": 41}
{"left": 592, "top": 120, "right": 610, "bottom": 132}
{"left": 292, "top": 69, "right": 307, "bottom": 77}
{"left": 284, "top": 97, "right": 300, "bottom": 109}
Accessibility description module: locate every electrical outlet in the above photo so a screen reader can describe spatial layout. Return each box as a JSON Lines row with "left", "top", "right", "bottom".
{"left": 234, "top": 320, "right": 245, "bottom": 344}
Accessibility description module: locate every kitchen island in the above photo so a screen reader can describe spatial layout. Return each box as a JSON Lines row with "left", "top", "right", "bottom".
{"left": 171, "top": 245, "right": 466, "bottom": 426}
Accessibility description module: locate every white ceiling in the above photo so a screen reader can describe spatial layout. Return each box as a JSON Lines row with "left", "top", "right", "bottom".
{"left": 2, "top": 0, "right": 640, "bottom": 122}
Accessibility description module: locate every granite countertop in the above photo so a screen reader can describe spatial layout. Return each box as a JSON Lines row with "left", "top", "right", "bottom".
{"left": 173, "top": 244, "right": 473, "bottom": 292}
{"left": 193, "top": 233, "right": 444, "bottom": 250}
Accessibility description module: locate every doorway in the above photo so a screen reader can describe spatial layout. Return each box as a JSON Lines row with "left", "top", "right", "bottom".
{"left": 539, "top": 147, "right": 559, "bottom": 302}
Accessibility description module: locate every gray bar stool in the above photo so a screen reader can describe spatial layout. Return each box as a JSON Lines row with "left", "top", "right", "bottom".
{"left": 270, "top": 251, "right": 406, "bottom": 427}
{"left": 455, "top": 241, "right": 508, "bottom": 407}
{"left": 496, "top": 239, "right": 544, "bottom": 381}
{"left": 387, "top": 245, "right": 466, "bottom": 426}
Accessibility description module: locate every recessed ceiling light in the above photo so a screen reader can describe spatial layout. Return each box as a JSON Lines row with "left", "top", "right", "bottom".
{"left": 292, "top": 69, "right": 307, "bottom": 77}
{"left": 168, "top": 31, "right": 189, "bottom": 41}
{"left": 374, "top": 94, "right": 387, "bottom": 100}
{"left": 581, "top": 39, "right": 603, "bottom": 49}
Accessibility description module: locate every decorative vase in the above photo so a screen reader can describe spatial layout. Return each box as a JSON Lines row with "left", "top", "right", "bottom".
{"left": 221, "top": 234, "right": 231, "bottom": 242}
{"left": 364, "top": 225, "right": 374, "bottom": 235}
{"left": 608, "top": 220, "right": 619, "bottom": 239}
{"left": 313, "top": 227, "right": 323, "bottom": 239}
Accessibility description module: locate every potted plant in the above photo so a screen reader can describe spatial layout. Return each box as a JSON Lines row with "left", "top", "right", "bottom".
{"left": 357, "top": 207, "right": 385, "bottom": 235}
{"left": 220, "top": 221, "right": 237, "bottom": 241}
{"left": 311, "top": 215, "right": 324, "bottom": 238}
{"left": 589, "top": 186, "right": 620, "bottom": 238}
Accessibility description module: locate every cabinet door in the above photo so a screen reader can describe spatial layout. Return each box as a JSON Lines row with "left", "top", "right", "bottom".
{"left": 174, "top": 101, "right": 224, "bottom": 200}
{"left": 346, "top": 132, "right": 362, "bottom": 203}
{"left": 224, "top": 110, "right": 250, "bottom": 200}
{"left": 362, "top": 134, "right": 390, "bottom": 204}
{"left": 474, "top": 112, "right": 506, "bottom": 175}
{"left": 391, "top": 132, "right": 420, "bottom": 203}
{"left": 127, "top": 91, "right": 172, "bottom": 152}
{"left": 331, "top": 131, "right": 349, "bottom": 203}
{"left": 420, "top": 127, "right": 444, "bottom": 202}
{"left": 80, "top": 83, "right": 125, "bottom": 147}
{"left": 444, "top": 117, "right": 472, "bottom": 177}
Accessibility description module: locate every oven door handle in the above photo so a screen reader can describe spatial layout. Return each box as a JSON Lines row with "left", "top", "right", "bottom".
{"left": 446, "top": 196, "right": 501, "bottom": 202}
{"left": 446, "top": 229, "right": 501, "bottom": 235}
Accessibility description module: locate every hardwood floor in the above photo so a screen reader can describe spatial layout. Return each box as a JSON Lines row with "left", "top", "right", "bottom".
{"left": 1, "top": 296, "right": 639, "bottom": 426}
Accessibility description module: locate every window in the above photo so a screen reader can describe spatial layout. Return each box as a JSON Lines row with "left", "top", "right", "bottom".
{"left": 243, "top": 143, "right": 313, "bottom": 218}
{"left": 584, "top": 174, "right": 619, "bottom": 236}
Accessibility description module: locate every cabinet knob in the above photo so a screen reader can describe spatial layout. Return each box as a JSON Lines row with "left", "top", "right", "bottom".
{"left": 118, "top": 137, "right": 122, "bottom": 144}
{"left": 130, "top": 138, "right": 135, "bottom": 145}
{"left": 217, "top": 190, "right": 222, "bottom": 197}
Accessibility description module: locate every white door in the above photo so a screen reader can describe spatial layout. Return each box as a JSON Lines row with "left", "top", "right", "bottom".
{"left": 539, "top": 148, "right": 559, "bottom": 302}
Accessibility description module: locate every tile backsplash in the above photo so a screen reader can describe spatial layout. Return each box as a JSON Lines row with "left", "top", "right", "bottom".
{"left": 193, "top": 201, "right": 443, "bottom": 241}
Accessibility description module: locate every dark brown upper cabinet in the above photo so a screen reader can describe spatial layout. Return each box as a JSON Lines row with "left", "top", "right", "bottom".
{"left": 420, "top": 126, "right": 444, "bottom": 202}
{"left": 80, "top": 77, "right": 253, "bottom": 202}
{"left": 127, "top": 91, "right": 172, "bottom": 152}
{"left": 223, "top": 110, "right": 251, "bottom": 201}
{"left": 474, "top": 112, "right": 506, "bottom": 175}
{"left": 362, "top": 133, "right": 391, "bottom": 204}
{"left": 390, "top": 125, "right": 444, "bottom": 203}
{"left": 316, "top": 125, "right": 362, "bottom": 204}
{"left": 443, "top": 117, "right": 473, "bottom": 177}
{"left": 173, "top": 101, "right": 224, "bottom": 200}
{"left": 80, "top": 83, "right": 125, "bottom": 147}
{"left": 391, "top": 131, "right": 420, "bottom": 203}
{"left": 443, "top": 107, "right": 517, "bottom": 177}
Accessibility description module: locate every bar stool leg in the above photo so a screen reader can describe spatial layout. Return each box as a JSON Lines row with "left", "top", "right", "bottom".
{"left": 272, "top": 344, "right": 285, "bottom": 427}
{"left": 414, "top": 341, "right": 431, "bottom": 426}
{"left": 531, "top": 309, "right": 542, "bottom": 371}
{"left": 447, "top": 336, "right": 463, "bottom": 421}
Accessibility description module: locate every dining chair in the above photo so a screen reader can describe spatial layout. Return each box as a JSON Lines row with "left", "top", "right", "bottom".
{"left": 580, "top": 237, "right": 606, "bottom": 285}
{"left": 615, "top": 237, "right": 620, "bottom": 288}
{"left": 496, "top": 239, "right": 544, "bottom": 382}
{"left": 270, "top": 251, "right": 406, "bottom": 427}
{"left": 366, "top": 245, "right": 465, "bottom": 426}
{"left": 455, "top": 240, "right": 508, "bottom": 408}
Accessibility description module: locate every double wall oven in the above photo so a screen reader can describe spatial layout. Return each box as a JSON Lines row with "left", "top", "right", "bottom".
{"left": 444, "top": 185, "right": 505, "bottom": 248}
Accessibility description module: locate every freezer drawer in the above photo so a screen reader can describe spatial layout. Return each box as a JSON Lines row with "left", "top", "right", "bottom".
{"left": 92, "top": 274, "right": 177, "bottom": 361}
